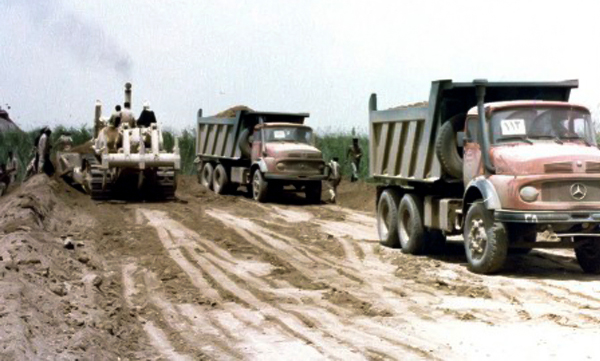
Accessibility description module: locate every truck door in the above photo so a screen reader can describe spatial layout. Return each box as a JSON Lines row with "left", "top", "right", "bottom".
{"left": 463, "top": 115, "right": 484, "bottom": 184}
{"left": 251, "top": 128, "right": 262, "bottom": 161}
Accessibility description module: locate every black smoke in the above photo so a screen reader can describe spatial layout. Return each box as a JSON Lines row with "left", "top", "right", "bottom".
{"left": 13, "top": 0, "right": 133, "bottom": 78}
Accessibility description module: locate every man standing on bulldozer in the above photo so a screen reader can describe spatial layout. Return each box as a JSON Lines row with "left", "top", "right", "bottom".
{"left": 121, "top": 101, "right": 136, "bottom": 128}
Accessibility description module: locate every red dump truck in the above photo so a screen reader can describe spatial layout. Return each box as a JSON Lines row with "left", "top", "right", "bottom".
{"left": 370, "top": 79, "right": 600, "bottom": 274}
{"left": 195, "top": 108, "right": 327, "bottom": 203}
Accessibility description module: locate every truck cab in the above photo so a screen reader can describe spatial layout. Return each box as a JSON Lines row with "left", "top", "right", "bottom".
{"left": 251, "top": 123, "right": 325, "bottom": 178}
{"left": 370, "top": 79, "right": 600, "bottom": 274}
{"left": 461, "top": 99, "right": 600, "bottom": 273}
{"left": 196, "top": 109, "right": 327, "bottom": 204}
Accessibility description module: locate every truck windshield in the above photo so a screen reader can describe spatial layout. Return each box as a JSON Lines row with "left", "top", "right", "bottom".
{"left": 264, "top": 127, "right": 313, "bottom": 144}
{"left": 490, "top": 107, "right": 596, "bottom": 146}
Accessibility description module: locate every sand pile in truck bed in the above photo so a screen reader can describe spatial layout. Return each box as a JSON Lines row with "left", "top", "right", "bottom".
{"left": 388, "top": 101, "right": 428, "bottom": 110}
{"left": 214, "top": 105, "right": 253, "bottom": 118}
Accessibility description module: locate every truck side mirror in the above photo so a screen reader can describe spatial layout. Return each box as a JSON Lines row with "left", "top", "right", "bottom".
{"left": 456, "top": 131, "right": 466, "bottom": 146}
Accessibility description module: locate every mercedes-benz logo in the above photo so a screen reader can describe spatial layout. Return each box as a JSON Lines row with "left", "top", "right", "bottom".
{"left": 570, "top": 183, "right": 587, "bottom": 200}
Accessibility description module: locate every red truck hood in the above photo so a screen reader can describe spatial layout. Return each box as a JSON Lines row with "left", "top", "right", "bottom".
{"left": 265, "top": 142, "right": 322, "bottom": 158}
{"left": 491, "top": 143, "right": 600, "bottom": 175}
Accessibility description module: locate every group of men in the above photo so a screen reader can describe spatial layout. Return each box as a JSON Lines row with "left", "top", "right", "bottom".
{"left": 325, "top": 137, "right": 362, "bottom": 203}
{"left": 107, "top": 102, "right": 156, "bottom": 130}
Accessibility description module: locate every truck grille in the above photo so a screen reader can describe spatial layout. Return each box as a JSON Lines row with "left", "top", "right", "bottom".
{"left": 288, "top": 152, "right": 322, "bottom": 159}
{"left": 544, "top": 162, "right": 573, "bottom": 173}
{"left": 586, "top": 162, "right": 600, "bottom": 173}
{"left": 279, "top": 161, "right": 322, "bottom": 172}
{"left": 541, "top": 181, "right": 600, "bottom": 202}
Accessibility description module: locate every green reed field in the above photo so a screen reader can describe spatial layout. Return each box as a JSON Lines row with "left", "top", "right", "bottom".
{"left": 1, "top": 127, "right": 369, "bottom": 182}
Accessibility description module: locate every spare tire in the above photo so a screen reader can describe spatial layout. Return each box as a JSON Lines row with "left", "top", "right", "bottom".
{"left": 238, "top": 129, "right": 252, "bottom": 158}
{"left": 435, "top": 113, "right": 465, "bottom": 180}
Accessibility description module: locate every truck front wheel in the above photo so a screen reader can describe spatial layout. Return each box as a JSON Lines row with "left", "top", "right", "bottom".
{"left": 463, "top": 201, "right": 508, "bottom": 274}
{"left": 377, "top": 189, "right": 401, "bottom": 248}
{"left": 252, "top": 170, "right": 269, "bottom": 202}
{"left": 200, "top": 162, "right": 214, "bottom": 190}
{"left": 575, "top": 239, "right": 600, "bottom": 274}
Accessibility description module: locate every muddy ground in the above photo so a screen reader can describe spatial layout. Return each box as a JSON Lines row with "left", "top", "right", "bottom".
{"left": 1, "top": 175, "right": 600, "bottom": 360}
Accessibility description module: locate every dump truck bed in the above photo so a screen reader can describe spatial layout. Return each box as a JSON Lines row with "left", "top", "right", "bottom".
{"left": 196, "top": 109, "right": 309, "bottom": 161}
{"left": 368, "top": 79, "right": 578, "bottom": 185}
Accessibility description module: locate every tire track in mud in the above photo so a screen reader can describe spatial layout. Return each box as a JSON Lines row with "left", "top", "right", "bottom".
{"left": 205, "top": 209, "right": 450, "bottom": 357}
{"left": 140, "top": 208, "right": 444, "bottom": 360}
{"left": 122, "top": 263, "right": 195, "bottom": 361}
{"left": 215, "top": 203, "right": 600, "bottom": 334}
{"left": 139, "top": 209, "right": 365, "bottom": 361}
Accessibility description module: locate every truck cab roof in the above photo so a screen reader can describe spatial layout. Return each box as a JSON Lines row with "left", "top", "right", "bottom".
{"left": 467, "top": 100, "right": 590, "bottom": 116}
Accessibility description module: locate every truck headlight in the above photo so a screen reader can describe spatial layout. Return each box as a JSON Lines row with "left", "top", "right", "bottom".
{"left": 276, "top": 163, "right": 285, "bottom": 171}
{"left": 520, "top": 186, "right": 539, "bottom": 202}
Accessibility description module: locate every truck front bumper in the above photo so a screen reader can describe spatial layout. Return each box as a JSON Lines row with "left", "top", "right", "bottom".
{"left": 495, "top": 210, "right": 600, "bottom": 224}
{"left": 265, "top": 174, "right": 327, "bottom": 181}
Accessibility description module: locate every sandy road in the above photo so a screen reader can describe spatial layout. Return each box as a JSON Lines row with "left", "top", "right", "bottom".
{"left": 3, "top": 175, "right": 600, "bottom": 360}
{"left": 107, "top": 183, "right": 600, "bottom": 361}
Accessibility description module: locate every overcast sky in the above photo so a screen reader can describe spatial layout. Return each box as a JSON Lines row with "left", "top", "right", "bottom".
{"left": 1, "top": 0, "right": 600, "bottom": 133}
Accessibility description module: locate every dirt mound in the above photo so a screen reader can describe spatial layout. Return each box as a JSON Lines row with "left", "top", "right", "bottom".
{"left": 0, "top": 175, "right": 146, "bottom": 360}
{"left": 389, "top": 101, "right": 428, "bottom": 110}
{"left": 214, "top": 105, "right": 253, "bottom": 118}
{"left": 334, "top": 180, "right": 376, "bottom": 213}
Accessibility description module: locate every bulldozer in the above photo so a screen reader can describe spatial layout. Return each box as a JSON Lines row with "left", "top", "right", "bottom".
{"left": 57, "top": 83, "right": 180, "bottom": 200}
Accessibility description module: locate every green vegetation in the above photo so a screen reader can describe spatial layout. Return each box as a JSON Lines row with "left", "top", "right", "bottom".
{"left": 315, "top": 132, "right": 369, "bottom": 179}
{"left": 1, "top": 126, "right": 370, "bottom": 181}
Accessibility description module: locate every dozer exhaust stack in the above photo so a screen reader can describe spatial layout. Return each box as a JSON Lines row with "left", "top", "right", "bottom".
{"left": 124, "top": 82, "right": 132, "bottom": 108}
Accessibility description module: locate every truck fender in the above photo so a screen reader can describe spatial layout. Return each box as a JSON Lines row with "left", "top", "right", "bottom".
{"left": 463, "top": 177, "right": 501, "bottom": 214}
{"left": 255, "top": 159, "right": 269, "bottom": 174}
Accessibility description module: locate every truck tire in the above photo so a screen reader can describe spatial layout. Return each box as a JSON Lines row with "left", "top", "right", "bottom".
{"left": 196, "top": 161, "right": 203, "bottom": 184}
{"left": 377, "top": 189, "right": 401, "bottom": 248}
{"left": 463, "top": 201, "right": 508, "bottom": 274}
{"left": 435, "top": 113, "right": 465, "bottom": 180}
{"left": 305, "top": 181, "right": 322, "bottom": 204}
{"left": 252, "top": 170, "right": 269, "bottom": 202}
{"left": 507, "top": 224, "right": 537, "bottom": 255}
{"left": 575, "top": 239, "right": 600, "bottom": 274}
{"left": 238, "top": 129, "right": 252, "bottom": 158}
{"left": 212, "top": 164, "right": 230, "bottom": 195}
{"left": 398, "top": 193, "right": 428, "bottom": 254}
{"left": 200, "top": 162, "right": 214, "bottom": 190}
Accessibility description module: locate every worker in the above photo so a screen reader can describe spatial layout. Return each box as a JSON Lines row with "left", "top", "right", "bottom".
{"left": 108, "top": 105, "right": 122, "bottom": 128}
{"left": 137, "top": 102, "right": 157, "bottom": 128}
{"left": 37, "top": 127, "right": 53, "bottom": 175}
{"left": 327, "top": 157, "right": 342, "bottom": 203}
{"left": 56, "top": 131, "right": 73, "bottom": 151}
{"left": 6, "top": 151, "right": 19, "bottom": 184}
{"left": 347, "top": 137, "right": 363, "bottom": 182}
{"left": 121, "top": 101, "right": 136, "bottom": 128}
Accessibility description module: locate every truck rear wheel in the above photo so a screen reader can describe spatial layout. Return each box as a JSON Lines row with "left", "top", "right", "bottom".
{"left": 212, "top": 164, "right": 230, "bottom": 195}
{"left": 575, "top": 239, "right": 600, "bottom": 274}
{"left": 463, "top": 201, "right": 508, "bottom": 274}
{"left": 398, "top": 193, "right": 428, "bottom": 254}
{"left": 377, "top": 189, "right": 401, "bottom": 248}
{"left": 200, "top": 162, "right": 214, "bottom": 190}
{"left": 435, "top": 114, "right": 465, "bottom": 180}
{"left": 252, "top": 170, "right": 269, "bottom": 202}
{"left": 305, "top": 181, "right": 322, "bottom": 204}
